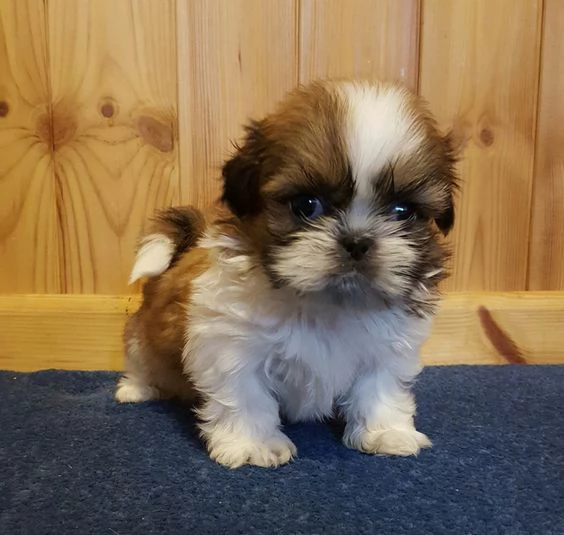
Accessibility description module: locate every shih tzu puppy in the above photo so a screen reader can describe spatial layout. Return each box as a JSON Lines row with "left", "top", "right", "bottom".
{"left": 116, "top": 79, "right": 458, "bottom": 468}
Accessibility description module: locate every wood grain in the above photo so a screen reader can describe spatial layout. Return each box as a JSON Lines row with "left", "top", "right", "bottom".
{"left": 426, "top": 292, "right": 564, "bottom": 365}
{"left": 419, "top": 0, "right": 543, "bottom": 291}
{"left": 528, "top": 0, "right": 564, "bottom": 290}
{"left": 1, "top": 292, "right": 562, "bottom": 372}
{"left": 0, "top": 1, "right": 60, "bottom": 292}
{"left": 299, "top": 0, "right": 420, "bottom": 90}
{"left": 176, "top": 0, "right": 298, "bottom": 208}
{"left": 46, "top": 0, "right": 179, "bottom": 294}
{"left": 0, "top": 294, "right": 131, "bottom": 371}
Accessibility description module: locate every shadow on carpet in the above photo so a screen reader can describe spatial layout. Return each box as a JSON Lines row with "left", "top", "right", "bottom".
{"left": 1, "top": 366, "right": 563, "bottom": 535}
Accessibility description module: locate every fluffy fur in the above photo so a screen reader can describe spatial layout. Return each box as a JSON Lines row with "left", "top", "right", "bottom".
{"left": 116, "top": 79, "right": 458, "bottom": 469}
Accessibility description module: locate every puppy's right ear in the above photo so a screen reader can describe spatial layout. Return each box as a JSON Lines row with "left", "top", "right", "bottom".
{"left": 434, "top": 130, "right": 460, "bottom": 236}
{"left": 221, "top": 121, "right": 265, "bottom": 219}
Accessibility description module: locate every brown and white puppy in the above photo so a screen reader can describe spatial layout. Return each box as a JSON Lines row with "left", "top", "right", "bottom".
{"left": 116, "top": 79, "right": 458, "bottom": 469}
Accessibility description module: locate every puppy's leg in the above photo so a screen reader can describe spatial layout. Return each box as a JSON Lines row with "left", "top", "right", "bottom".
{"left": 115, "top": 314, "right": 191, "bottom": 404}
{"left": 342, "top": 366, "right": 431, "bottom": 457}
{"left": 191, "top": 355, "right": 296, "bottom": 469}
{"left": 115, "top": 319, "right": 161, "bottom": 403}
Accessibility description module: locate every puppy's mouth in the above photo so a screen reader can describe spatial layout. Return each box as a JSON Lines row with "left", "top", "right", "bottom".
{"left": 326, "top": 268, "right": 373, "bottom": 294}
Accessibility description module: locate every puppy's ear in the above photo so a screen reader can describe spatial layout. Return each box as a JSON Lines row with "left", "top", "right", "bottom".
{"left": 434, "top": 131, "right": 459, "bottom": 236}
{"left": 221, "top": 121, "right": 265, "bottom": 219}
{"left": 435, "top": 194, "right": 455, "bottom": 236}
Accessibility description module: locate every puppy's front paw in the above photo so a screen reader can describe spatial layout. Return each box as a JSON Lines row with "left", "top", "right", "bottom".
{"left": 345, "top": 427, "right": 431, "bottom": 457}
{"left": 208, "top": 431, "right": 297, "bottom": 469}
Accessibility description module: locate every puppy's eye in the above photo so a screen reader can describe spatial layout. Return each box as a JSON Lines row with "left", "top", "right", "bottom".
{"left": 290, "top": 196, "right": 325, "bottom": 220}
{"left": 390, "top": 202, "right": 417, "bottom": 222}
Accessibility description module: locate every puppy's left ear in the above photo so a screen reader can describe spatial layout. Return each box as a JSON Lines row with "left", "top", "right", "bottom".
{"left": 435, "top": 194, "right": 455, "bottom": 236}
{"left": 434, "top": 131, "right": 459, "bottom": 236}
{"left": 221, "top": 121, "right": 265, "bottom": 219}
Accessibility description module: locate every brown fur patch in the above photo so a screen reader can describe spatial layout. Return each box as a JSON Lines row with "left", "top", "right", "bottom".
{"left": 123, "top": 247, "right": 210, "bottom": 398}
{"left": 222, "top": 82, "right": 350, "bottom": 218}
{"left": 221, "top": 82, "right": 354, "bottom": 269}
{"left": 380, "top": 92, "right": 458, "bottom": 235}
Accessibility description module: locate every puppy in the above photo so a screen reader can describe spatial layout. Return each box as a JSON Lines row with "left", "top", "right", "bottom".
{"left": 116, "top": 79, "right": 458, "bottom": 468}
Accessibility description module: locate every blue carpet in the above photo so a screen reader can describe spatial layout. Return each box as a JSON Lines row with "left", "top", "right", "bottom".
{"left": 1, "top": 366, "right": 563, "bottom": 535}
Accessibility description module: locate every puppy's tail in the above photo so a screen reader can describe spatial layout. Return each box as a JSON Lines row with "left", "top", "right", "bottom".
{"left": 128, "top": 206, "right": 206, "bottom": 284}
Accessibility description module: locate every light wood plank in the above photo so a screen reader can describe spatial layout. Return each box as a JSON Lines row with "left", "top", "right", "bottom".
{"left": 427, "top": 292, "right": 564, "bottom": 365}
{"left": 419, "top": 0, "right": 543, "bottom": 291}
{"left": 0, "top": 1, "right": 60, "bottom": 293}
{"left": 299, "top": 0, "right": 420, "bottom": 90}
{"left": 1, "top": 292, "right": 562, "bottom": 372}
{"left": 528, "top": 0, "right": 564, "bottom": 290}
{"left": 0, "top": 294, "right": 132, "bottom": 371}
{"left": 46, "top": 0, "right": 179, "bottom": 294}
{"left": 176, "top": 0, "right": 298, "bottom": 208}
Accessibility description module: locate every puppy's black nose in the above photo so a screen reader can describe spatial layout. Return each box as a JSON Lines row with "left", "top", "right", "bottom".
{"left": 342, "top": 237, "right": 372, "bottom": 261}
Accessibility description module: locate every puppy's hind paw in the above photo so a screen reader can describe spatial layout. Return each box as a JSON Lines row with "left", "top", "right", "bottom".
{"left": 115, "top": 376, "right": 160, "bottom": 403}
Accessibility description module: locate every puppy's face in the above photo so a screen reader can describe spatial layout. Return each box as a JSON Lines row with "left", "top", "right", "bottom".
{"left": 221, "top": 80, "right": 457, "bottom": 312}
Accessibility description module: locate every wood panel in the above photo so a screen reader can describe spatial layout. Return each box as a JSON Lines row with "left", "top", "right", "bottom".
{"left": 299, "top": 0, "right": 420, "bottom": 90}
{"left": 176, "top": 0, "right": 298, "bottom": 208}
{"left": 1, "top": 0, "right": 562, "bottom": 302}
{"left": 0, "top": 294, "right": 130, "bottom": 371}
{"left": 0, "top": 1, "right": 59, "bottom": 292}
{"left": 419, "top": 0, "right": 543, "bottom": 291}
{"left": 46, "top": 0, "right": 179, "bottom": 294}
{"left": 528, "top": 0, "right": 564, "bottom": 290}
{"left": 427, "top": 292, "right": 564, "bottom": 365}
{"left": 1, "top": 292, "right": 563, "bottom": 372}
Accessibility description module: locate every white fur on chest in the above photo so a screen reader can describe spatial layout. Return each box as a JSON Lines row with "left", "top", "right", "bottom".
{"left": 262, "top": 302, "right": 428, "bottom": 422}
{"left": 184, "top": 238, "right": 431, "bottom": 423}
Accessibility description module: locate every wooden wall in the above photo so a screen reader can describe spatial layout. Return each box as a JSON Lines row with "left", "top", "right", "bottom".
{"left": 1, "top": 0, "right": 563, "bottom": 370}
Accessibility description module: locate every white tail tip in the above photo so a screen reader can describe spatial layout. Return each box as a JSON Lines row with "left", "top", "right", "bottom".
{"left": 128, "top": 234, "right": 174, "bottom": 284}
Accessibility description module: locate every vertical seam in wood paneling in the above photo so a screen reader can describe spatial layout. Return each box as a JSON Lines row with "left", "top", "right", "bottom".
{"left": 414, "top": 0, "right": 422, "bottom": 95}
{"left": 42, "top": 0, "right": 64, "bottom": 293}
{"left": 172, "top": 0, "right": 182, "bottom": 204}
{"left": 525, "top": 0, "right": 546, "bottom": 290}
{"left": 296, "top": 0, "right": 302, "bottom": 85}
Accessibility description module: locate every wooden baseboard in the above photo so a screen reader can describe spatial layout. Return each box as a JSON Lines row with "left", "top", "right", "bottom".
{"left": 1, "top": 292, "right": 563, "bottom": 371}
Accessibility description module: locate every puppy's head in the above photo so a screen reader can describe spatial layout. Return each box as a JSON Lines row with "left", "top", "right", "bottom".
{"left": 221, "top": 80, "right": 458, "bottom": 312}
